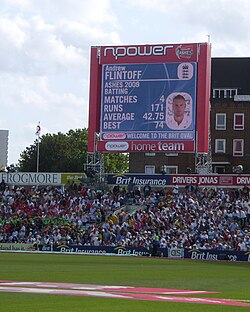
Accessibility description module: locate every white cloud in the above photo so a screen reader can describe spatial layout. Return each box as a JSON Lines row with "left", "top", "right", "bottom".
{"left": 3, "top": 0, "right": 118, "bottom": 25}
{"left": 0, "top": 0, "right": 122, "bottom": 164}
{"left": 0, "top": 72, "right": 86, "bottom": 163}
{"left": 115, "top": 0, "right": 250, "bottom": 56}
{"left": 0, "top": 16, "right": 27, "bottom": 49}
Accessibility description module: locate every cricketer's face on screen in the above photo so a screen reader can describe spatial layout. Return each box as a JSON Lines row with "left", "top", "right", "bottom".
{"left": 172, "top": 96, "right": 186, "bottom": 121}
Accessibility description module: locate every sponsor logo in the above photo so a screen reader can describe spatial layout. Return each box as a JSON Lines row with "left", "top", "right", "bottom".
{"left": 57, "top": 244, "right": 70, "bottom": 249}
{"left": 112, "top": 173, "right": 126, "bottom": 178}
{"left": 41, "top": 245, "right": 52, "bottom": 251}
{"left": 219, "top": 176, "right": 233, "bottom": 185}
{"left": 0, "top": 243, "right": 36, "bottom": 251}
{"left": 114, "top": 245, "right": 149, "bottom": 257}
{"left": 0, "top": 172, "right": 60, "bottom": 185}
{"left": 189, "top": 249, "right": 218, "bottom": 261}
{"left": 105, "top": 142, "right": 129, "bottom": 151}
{"left": 103, "top": 133, "right": 126, "bottom": 140}
{"left": 103, "top": 45, "right": 174, "bottom": 60}
{"left": 58, "top": 245, "right": 107, "bottom": 254}
{"left": 115, "top": 247, "right": 148, "bottom": 257}
{"left": 175, "top": 45, "right": 194, "bottom": 59}
{"left": 114, "top": 245, "right": 127, "bottom": 251}
{"left": 168, "top": 248, "right": 184, "bottom": 258}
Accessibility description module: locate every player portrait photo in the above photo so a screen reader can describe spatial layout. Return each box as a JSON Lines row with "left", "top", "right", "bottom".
{"left": 166, "top": 92, "right": 193, "bottom": 130}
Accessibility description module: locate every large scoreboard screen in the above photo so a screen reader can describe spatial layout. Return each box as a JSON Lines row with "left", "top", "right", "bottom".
{"left": 88, "top": 43, "right": 211, "bottom": 153}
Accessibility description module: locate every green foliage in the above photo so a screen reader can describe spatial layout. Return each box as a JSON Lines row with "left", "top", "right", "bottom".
{"left": 17, "top": 128, "right": 129, "bottom": 173}
{"left": 18, "top": 129, "right": 88, "bottom": 172}
{"left": 104, "top": 153, "right": 129, "bottom": 173}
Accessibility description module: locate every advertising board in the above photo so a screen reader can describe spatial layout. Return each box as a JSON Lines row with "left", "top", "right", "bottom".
{"left": 37, "top": 244, "right": 250, "bottom": 262}
{"left": 0, "top": 172, "right": 84, "bottom": 186}
{"left": 107, "top": 173, "right": 250, "bottom": 187}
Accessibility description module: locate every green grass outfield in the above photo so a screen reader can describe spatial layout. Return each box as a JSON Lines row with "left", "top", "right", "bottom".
{"left": 0, "top": 252, "right": 249, "bottom": 311}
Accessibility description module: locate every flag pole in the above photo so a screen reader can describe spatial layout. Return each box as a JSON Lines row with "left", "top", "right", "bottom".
{"left": 36, "top": 139, "right": 40, "bottom": 173}
{"left": 36, "top": 122, "right": 41, "bottom": 173}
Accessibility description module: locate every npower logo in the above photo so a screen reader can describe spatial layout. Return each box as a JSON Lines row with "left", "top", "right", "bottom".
{"left": 105, "top": 141, "right": 129, "bottom": 151}
{"left": 103, "top": 133, "right": 126, "bottom": 140}
{"left": 103, "top": 45, "right": 174, "bottom": 60}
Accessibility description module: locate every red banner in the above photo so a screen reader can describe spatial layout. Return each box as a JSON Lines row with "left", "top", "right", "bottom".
{"left": 170, "top": 175, "right": 250, "bottom": 186}
{"left": 97, "top": 140, "right": 195, "bottom": 153}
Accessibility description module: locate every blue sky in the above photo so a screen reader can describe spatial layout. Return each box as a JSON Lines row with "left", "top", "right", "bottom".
{"left": 1, "top": 0, "right": 250, "bottom": 165}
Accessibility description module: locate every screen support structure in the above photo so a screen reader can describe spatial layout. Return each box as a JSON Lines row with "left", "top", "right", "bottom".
{"left": 195, "top": 125, "right": 212, "bottom": 174}
{"left": 84, "top": 151, "right": 105, "bottom": 184}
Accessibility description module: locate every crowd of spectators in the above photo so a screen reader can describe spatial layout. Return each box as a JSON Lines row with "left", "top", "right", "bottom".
{"left": 0, "top": 179, "right": 250, "bottom": 252}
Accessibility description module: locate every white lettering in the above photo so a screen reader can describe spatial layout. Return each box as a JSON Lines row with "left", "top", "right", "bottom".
{"left": 103, "top": 45, "right": 174, "bottom": 60}
{"left": 158, "top": 142, "right": 185, "bottom": 151}
{"left": 198, "top": 176, "right": 218, "bottom": 184}
{"left": 0, "top": 173, "right": 60, "bottom": 185}
{"left": 237, "top": 177, "right": 250, "bottom": 184}
{"left": 104, "top": 95, "right": 137, "bottom": 104}
{"left": 172, "top": 176, "right": 197, "bottom": 184}
{"left": 103, "top": 113, "right": 135, "bottom": 121}
{"left": 116, "top": 177, "right": 132, "bottom": 185}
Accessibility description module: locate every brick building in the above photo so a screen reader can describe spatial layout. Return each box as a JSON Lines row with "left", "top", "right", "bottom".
{"left": 129, "top": 57, "right": 250, "bottom": 174}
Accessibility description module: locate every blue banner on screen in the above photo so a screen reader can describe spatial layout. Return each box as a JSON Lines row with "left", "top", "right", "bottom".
{"left": 100, "top": 62, "right": 197, "bottom": 141}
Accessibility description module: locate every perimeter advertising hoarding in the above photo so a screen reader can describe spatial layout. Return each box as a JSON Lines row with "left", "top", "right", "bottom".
{"left": 0, "top": 172, "right": 84, "bottom": 185}
{"left": 38, "top": 244, "right": 250, "bottom": 262}
{"left": 88, "top": 43, "right": 211, "bottom": 153}
{"left": 107, "top": 174, "right": 250, "bottom": 187}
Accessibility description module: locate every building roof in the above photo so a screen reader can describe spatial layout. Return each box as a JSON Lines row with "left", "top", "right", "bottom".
{"left": 212, "top": 57, "right": 250, "bottom": 94}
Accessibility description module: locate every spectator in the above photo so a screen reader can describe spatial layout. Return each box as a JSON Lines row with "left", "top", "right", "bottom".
{"left": 0, "top": 184, "right": 249, "bottom": 252}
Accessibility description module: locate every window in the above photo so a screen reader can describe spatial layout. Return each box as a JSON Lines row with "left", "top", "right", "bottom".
{"left": 234, "top": 113, "right": 244, "bottom": 130}
{"left": 215, "top": 113, "right": 226, "bottom": 130}
{"left": 233, "top": 139, "right": 244, "bottom": 156}
{"left": 231, "top": 89, "right": 237, "bottom": 98}
{"left": 145, "top": 165, "right": 155, "bottom": 174}
{"left": 214, "top": 166, "right": 225, "bottom": 174}
{"left": 161, "top": 165, "right": 177, "bottom": 174}
{"left": 213, "top": 89, "right": 220, "bottom": 98}
{"left": 213, "top": 88, "right": 237, "bottom": 99}
{"left": 215, "top": 139, "right": 226, "bottom": 153}
{"left": 165, "top": 166, "right": 178, "bottom": 174}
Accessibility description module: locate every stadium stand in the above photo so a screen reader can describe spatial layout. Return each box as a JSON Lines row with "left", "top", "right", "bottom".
{"left": 0, "top": 184, "right": 249, "bottom": 251}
